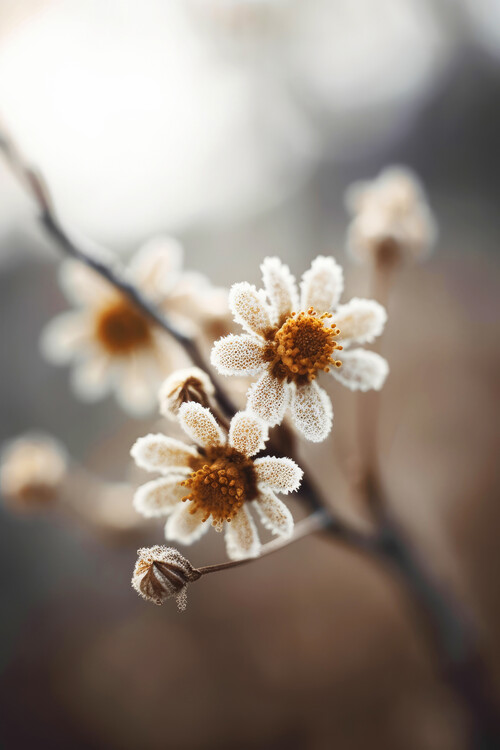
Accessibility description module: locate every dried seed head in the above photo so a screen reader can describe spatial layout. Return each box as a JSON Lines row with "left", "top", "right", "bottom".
{"left": 132, "top": 546, "right": 201, "bottom": 610}
{"left": 158, "top": 367, "right": 215, "bottom": 420}
{"left": 0, "top": 434, "right": 67, "bottom": 510}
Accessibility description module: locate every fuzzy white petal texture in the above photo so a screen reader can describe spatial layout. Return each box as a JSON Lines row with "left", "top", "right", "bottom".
{"left": 300, "top": 255, "right": 344, "bottom": 313}
{"left": 126, "top": 236, "right": 183, "bottom": 298}
{"left": 335, "top": 298, "right": 387, "bottom": 347}
{"left": 253, "top": 487, "right": 293, "bottom": 538}
{"left": 58, "top": 259, "right": 115, "bottom": 307}
{"left": 165, "top": 502, "right": 210, "bottom": 545}
{"left": 70, "top": 354, "right": 115, "bottom": 402}
{"left": 229, "top": 282, "right": 272, "bottom": 336}
{"left": 291, "top": 382, "right": 333, "bottom": 443}
{"left": 211, "top": 334, "right": 265, "bottom": 376}
{"left": 133, "top": 476, "right": 185, "bottom": 518}
{"left": 225, "top": 505, "right": 261, "bottom": 560}
{"left": 332, "top": 349, "right": 389, "bottom": 392}
{"left": 247, "top": 372, "right": 291, "bottom": 427}
{"left": 261, "top": 256, "right": 299, "bottom": 323}
{"left": 229, "top": 411, "right": 268, "bottom": 458}
{"left": 131, "top": 434, "right": 198, "bottom": 474}
{"left": 40, "top": 311, "right": 93, "bottom": 365}
{"left": 114, "top": 355, "right": 160, "bottom": 416}
{"left": 178, "top": 402, "right": 226, "bottom": 448}
{"left": 254, "top": 456, "right": 303, "bottom": 494}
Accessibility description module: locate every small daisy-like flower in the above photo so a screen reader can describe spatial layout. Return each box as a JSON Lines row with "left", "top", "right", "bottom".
{"left": 211, "top": 256, "right": 388, "bottom": 442}
{"left": 131, "top": 403, "right": 302, "bottom": 560}
{"left": 345, "top": 166, "right": 437, "bottom": 266}
{"left": 40, "top": 236, "right": 218, "bottom": 415}
{"left": 132, "top": 545, "right": 201, "bottom": 610}
{"left": 0, "top": 433, "right": 67, "bottom": 510}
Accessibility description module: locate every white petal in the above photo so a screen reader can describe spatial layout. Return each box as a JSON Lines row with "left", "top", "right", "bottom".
{"left": 261, "top": 256, "right": 299, "bottom": 324}
{"left": 40, "top": 311, "right": 93, "bottom": 364}
{"left": 253, "top": 487, "right": 293, "bottom": 538}
{"left": 70, "top": 354, "right": 115, "bottom": 401}
{"left": 229, "top": 411, "right": 268, "bottom": 457}
{"left": 332, "top": 349, "right": 389, "bottom": 392}
{"left": 178, "top": 402, "right": 226, "bottom": 448}
{"left": 291, "top": 382, "right": 333, "bottom": 443}
{"left": 224, "top": 505, "right": 261, "bottom": 560}
{"left": 211, "top": 334, "right": 265, "bottom": 376}
{"left": 114, "top": 354, "right": 160, "bottom": 416}
{"left": 133, "top": 476, "right": 185, "bottom": 518}
{"left": 246, "top": 372, "right": 290, "bottom": 427}
{"left": 127, "top": 236, "right": 183, "bottom": 298}
{"left": 165, "top": 502, "right": 210, "bottom": 545}
{"left": 59, "top": 259, "right": 115, "bottom": 307}
{"left": 254, "top": 456, "right": 303, "bottom": 494}
{"left": 131, "top": 434, "right": 198, "bottom": 474}
{"left": 229, "top": 282, "right": 272, "bottom": 337}
{"left": 335, "top": 297, "right": 387, "bottom": 347}
{"left": 300, "top": 255, "right": 344, "bottom": 313}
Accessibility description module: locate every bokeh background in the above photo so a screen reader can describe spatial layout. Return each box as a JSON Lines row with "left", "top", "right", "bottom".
{"left": 1, "top": 1, "right": 500, "bottom": 748}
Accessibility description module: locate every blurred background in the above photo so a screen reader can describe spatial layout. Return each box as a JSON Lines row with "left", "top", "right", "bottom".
{"left": 0, "top": 1, "right": 500, "bottom": 748}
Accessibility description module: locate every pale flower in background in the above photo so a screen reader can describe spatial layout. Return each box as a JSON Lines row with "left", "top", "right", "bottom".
{"left": 211, "top": 256, "right": 388, "bottom": 442}
{"left": 0, "top": 433, "right": 67, "bottom": 510}
{"left": 40, "top": 237, "right": 224, "bottom": 415}
{"left": 132, "top": 545, "right": 201, "bottom": 610}
{"left": 345, "top": 166, "right": 437, "bottom": 266}
{"left": 131, "top": 404, "right": 302, "bottom": 560}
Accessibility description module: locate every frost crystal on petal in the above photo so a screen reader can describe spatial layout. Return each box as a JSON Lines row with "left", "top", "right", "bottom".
{"left": 229, "top": 282, "right": 272, "bottom": 336}
{"left": 300, "top": 255, "right": 344, "bottom": 313}
{"left": 132, "top": 545, "right": 201, "bottom": 610}
{"left": 131, "top": 434, "right": 198, "bottom": 474}
{"left": 211, "top": 334, "right": 265, "bottom": 376}
{"left": 133, "top": 476, "right": 186, "bottom": 517}
{"left": 224, "top": 505, "right": 261, "bottom": 560}
{"left": 229, "top": 412, "right": 268, "bottom": 458}
{"left": 253, "top": 487, "right": 293, "bottom": 538}
{"left": 178, "top": 403, "right": 226, "bottom": 448}
{"left": 247, "top": 372, "right": 290, "bottom": 426}
{"left": 165, "top": 503, "right": 211, "bottom": 545}
{"left": 335, "top": 297, "right": 387, "bottom": 347}
{"left": 291, "top": 382, "right": 333, "bottom": 443}
{"left": 332, "top": 349, "right": 389, "bottom": 392}
{"left": 254, "top": 456, "right": 303, "bottom": 494}
{"left": 261, "top": 256, "right": 299, "bottom": 323}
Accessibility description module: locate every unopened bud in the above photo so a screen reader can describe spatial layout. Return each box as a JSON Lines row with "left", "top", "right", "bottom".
{"left": 132, "top": 546, "right": 201, "bottom": 610}
{"left": 158, "top": 367, "right": 215, "bottom": 420}
{"left": 0, "top": 433, "right": 67, "bottom": 511}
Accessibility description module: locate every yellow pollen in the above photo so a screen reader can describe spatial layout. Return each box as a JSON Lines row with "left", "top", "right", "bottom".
{"left": 95, "top": 299, "right": 152, "bottom": 354}
{"left": 180, "top": 447, "right": 257, "bottom": 529}
{"left": 264, "top": 308, "right": 342, "bottom": 385}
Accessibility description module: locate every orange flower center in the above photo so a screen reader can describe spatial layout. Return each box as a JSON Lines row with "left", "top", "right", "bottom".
{"left": 264, "top": 308, "right": 342, "bottom": 385}
{"left": 95, "top": 299, "right": 152, "bottom": 354}
{"left": 181, "top": 446, "right": 257, "bottom": 529}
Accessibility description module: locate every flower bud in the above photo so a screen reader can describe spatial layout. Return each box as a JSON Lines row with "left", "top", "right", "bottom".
{"left": 158, "top": 367, "right": 215, "bottom": 420}
{"left": 0, "top": 433, "right": 67, "bottom": 511}
{"left": 132, "top": 546, "right": 201, "bottom": 610}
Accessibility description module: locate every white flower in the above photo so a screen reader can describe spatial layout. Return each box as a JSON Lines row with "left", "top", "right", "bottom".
{"left": 211, "top": 256, "right": 388, "bottom": 442}
{"left": 0, "top": 433, "right": 67, "bottom": 510}
{"left": 131, "top": 404, "right": 302, "bottom": 560}
{"left": 40, "top": 236, "right": 221, "bottom": 415}
{"left": 345, "top": 166, "right": 437, "bottom": 265}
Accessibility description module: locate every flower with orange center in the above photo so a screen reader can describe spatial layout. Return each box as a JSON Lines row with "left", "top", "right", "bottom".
{"left": 40, "top": 237, "right": 227, "bottom": 415}
{"left": 131, "top": 403, "right": 302, "bottom": 560}
{"left": 211, "top": 255, "right": 389, "bottom": 441}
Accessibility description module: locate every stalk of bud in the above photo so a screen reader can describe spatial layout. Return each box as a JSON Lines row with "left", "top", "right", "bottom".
{"left": 132, "top": 546, "right": 202, "bottom": 610}
{"left": 158, "top": 367, "right": 215, "bottom": 420}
